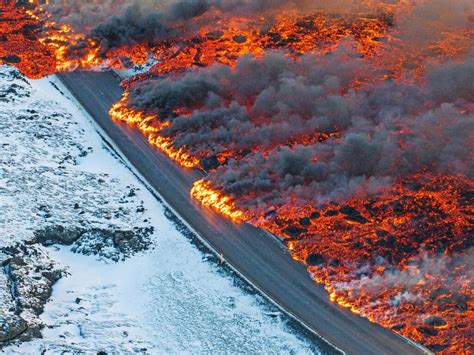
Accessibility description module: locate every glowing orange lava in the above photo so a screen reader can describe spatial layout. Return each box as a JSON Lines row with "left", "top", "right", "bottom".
{"left": 2, "top": 1, "right": 473, "bottom": 353}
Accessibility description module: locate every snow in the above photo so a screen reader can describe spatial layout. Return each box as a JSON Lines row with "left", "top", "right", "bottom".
{"left": 0, "top": 65, "right": 317, "bottom": 353}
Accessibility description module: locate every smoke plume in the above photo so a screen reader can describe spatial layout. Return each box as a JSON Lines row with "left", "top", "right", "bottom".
{"left": 127, "top": 48, "right": 473, "bottom": 209}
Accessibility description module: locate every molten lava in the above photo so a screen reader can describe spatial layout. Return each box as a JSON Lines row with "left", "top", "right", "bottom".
{"left": 2, "top": 0, "right": 473, "bottom": 353}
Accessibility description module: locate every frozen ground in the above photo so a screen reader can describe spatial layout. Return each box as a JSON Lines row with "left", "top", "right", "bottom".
{"left": 0, "top": 65, "right": 317, "bottom": 353}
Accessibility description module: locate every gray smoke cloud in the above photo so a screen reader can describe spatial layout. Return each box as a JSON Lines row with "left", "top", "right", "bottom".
{"left": 38, "top": 0, "right": 474, "bottom": 63}
{"left": 127, "top": 48, "right": 474, "bottom": 211}
{"left": 43, "top": 0, "right": 312, "bottom": 56}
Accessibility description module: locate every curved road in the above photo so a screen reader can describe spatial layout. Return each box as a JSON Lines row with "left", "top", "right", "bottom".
{"left": 58, "top": 70, "right": 427, "bottom": 355}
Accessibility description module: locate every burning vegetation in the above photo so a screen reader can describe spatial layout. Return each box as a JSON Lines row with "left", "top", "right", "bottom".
{"left": 1, "top": 0, "right": 473, "bottom": 353}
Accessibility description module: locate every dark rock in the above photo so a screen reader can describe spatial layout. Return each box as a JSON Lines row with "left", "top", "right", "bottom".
{"left": 306, "top": 253, "right": 326, "bottom": 266}
{"left": 340, "top": 206, "right": 359, "bottom": 216}
{"left": 429, "top": 344, "right": 449, "bottom": 352}
{"left": 233, "top": 35, "right": 247, "bottom": 43}
{"left": 430, "top": 286, "right": 450, "bottom": 299}
{"left": 33, "top": 225, "right": 85, "bottom": 246}
{"left": 295, "top": 20, "right": 315, "bottom": 30}
{"left": 416, "top": 326, "right": 437, "bottom": 336}
{"left": 461, "top": 190, "right": 474, "bottom": 201}
{"left": 405, "top": 182, "right": 423, "bottom": 191}
{"left": 328, "top": 258, "right": 340, "bottom": 267}
{"left": 113, "top": 230, "right": 143, "bottom": 254}
{"left": 41, "top": 269, "right": 63, "bottom": 284}
{"left": 343, "top": 214, "right": 368, "bottom": 224}
{"left": 264, "top": 209, "right": 277, "bottom": 218}
{"left": 375, "top": 229, "right": 389, "bottom": 238}
{"left": 392, "top": 201, "right": 404, "bottom": 213}
{"left": 310, "top": 211, "right": 321, "bottom": 219}
{"left": 0, "top": 317, "right": 28, "bottom": 344}
{"left": 34, "top": 226, "right": 152, "bottom": 260}
{"left": 391, "top": 323, "right": 405, "bottom": 331}
{"left": 201, "top": 155, "right": 220, "bottom": 171}
{"left": 324, "top": 209, "right": 339, "bottom": 217}
{"left": 283, "top": 225, "right": 307, "bottom": 237}
{"left": 376, "top": 233, "right": 397, "bottom": 247}
{"left": 424, "top": 316, "right": 446, "bottom": 327}
{"left": 206, "top": 30, "right": 224, "bottom": 40}
{"left": 0, "top": 243, "right": 64, "bottom": 346}
{"left": 299, "top": 217, "right": 311, "bottom": 227}
{"left": 4, "top": 55, "right": 21, "bottom": 64}
{"left": 456, "top": 302, "right": 468, "bottom": 312}
{"left": 267, "top": 32, "right": 282, "bottom": 43}
{"left": 75, "top": 297, "right": 81, "bottom": 304}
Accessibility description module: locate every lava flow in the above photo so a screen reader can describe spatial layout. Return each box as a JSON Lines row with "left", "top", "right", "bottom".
{"left": 2, "top": 0, "right": 473, "bottom": 353}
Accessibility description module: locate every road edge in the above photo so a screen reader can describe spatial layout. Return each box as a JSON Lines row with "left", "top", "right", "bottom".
{"left": 55, "top": 73, "right": 433, "bottom": 355}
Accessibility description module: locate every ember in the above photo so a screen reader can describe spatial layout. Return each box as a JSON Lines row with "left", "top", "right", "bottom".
{"left": 1, "top": 0, "right": 473, "bottom": 352}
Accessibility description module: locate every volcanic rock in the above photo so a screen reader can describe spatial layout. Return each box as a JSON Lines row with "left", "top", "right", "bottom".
{"left": 391, "top": 323, "right": 405, "bottom": 331}
{"left": 430, "top": 344, "right": 449, "bottom": 352}
{"left": 233, "top": 35, "right": 247, "bottom": 44}
{"left": 460, "top": 190, "right": 474, "bottom": 201}
{"left": 295, "top": 20, "right": 315, "bottom": 30}
{"left": 340, "top": 206, "right": 359, "bottom": 216}
{"left": 4, "top": 55, "right": 21, "bottom": 64}
{"left": 392, "top": 201, "right": 404, "bottom": 213}
{"left": 424, "top": 316, "right": 446, "bottom": 327}
{"left": 299, "top": 217, "right": 311, "bottom": 227}
{"left": 201, "top": 156, "right": 220, "bottom": 171}
{"left": 206, "top": 30, "right": 224, "bottom": 40}
{"left": 343, "top": 214, "right": 368, "bottom": 224}
{"left": 324, "top": 209, "right": 339, "bottom": 217}
{"left": 416, "top": 326, "right": 438, "bottom": 336}
{"left": 430, "top": 286, "right": 450, "bottom": 299}
{"left": 283, "top": 225, "right": 307, "bottom": 237}
{"left": 328, "top": 258, "right": 341, "bottom": 267}
{"left": 0, "top": 243, "right": 63, "bottom": 347}
{"left": 375, "top": 229, "right": 389, "bottom": 238}
{"left": 32, "top": 225, "right": 85, "bottom": 246}
{"left": 32, "top": 225, "right": 153, "bottom": 261}
{"left": 310, "top": 211, "right": 321, "bottom": 219}
{"left": 376, "top": 233, "right": 397, "bottom": 247}
{"left": 306, "top": 253, "right": 326, "bottom": 266}
{"left": 456, "top": 302, "right": 468, "bottom": 312}
{"left": 0, "top": 317, "right": 28, "bottom": 345}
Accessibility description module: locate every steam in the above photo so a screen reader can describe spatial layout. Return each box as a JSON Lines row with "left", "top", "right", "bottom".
{"left": 328, "top": 248, "right": 474, "bottom": 324}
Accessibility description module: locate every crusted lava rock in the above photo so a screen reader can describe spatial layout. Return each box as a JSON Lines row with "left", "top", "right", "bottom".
{"left": 306, "top": 253, "right": 326, "bottom": 267}
{"left": 282, "top": 225, "right": 307, "bottom": 238}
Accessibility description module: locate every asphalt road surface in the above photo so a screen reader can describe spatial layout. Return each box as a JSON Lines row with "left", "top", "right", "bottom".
{"left": 58, "top": 70, "right": 427, "bottom": 355}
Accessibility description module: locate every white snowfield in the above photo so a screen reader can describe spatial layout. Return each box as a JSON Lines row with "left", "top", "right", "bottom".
{"left": 0, "top": 65, "right": 316, "bottom": 354}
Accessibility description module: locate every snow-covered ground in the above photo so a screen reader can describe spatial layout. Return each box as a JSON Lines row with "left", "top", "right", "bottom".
{"left": 0, "top": 65, "right": 317, "bottom": 353}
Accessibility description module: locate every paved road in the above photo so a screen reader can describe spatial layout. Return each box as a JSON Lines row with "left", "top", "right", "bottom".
{"left": 58, "top": 71, "right": 426, "bottom": 355}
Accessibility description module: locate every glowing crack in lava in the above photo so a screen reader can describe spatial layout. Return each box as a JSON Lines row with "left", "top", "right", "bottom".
{"left": 1, "top": 0, "right": 473, "bottom": 353}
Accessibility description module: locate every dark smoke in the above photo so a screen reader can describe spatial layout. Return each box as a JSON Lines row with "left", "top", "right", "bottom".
{"left": 45, "top": 0, "right": 312, "bottom": 57}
